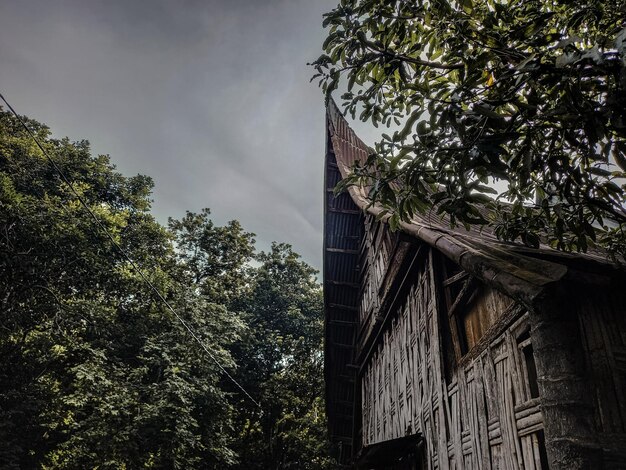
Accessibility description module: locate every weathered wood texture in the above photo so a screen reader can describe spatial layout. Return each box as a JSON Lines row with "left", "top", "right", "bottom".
{"left": 574, "top": 287, "right": 626, "bottom": 468}
{"left": 359, "top": 231, "right": 548, "bottom": 469}
{"left": 359, "top": 217, "right": 398, "bottom": 336}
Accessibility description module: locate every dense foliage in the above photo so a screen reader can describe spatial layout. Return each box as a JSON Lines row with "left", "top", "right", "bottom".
{"left": 228, "top": 244, "right": 332, "bottom": 470}
{"left": 313, "top": 0, "right": 626, "bottom": 257}
{"left": 0, "top": 109, "right": 335, "bottom": 469}
{"left": 169, "top": 213, "right": 336, "bottom": 470}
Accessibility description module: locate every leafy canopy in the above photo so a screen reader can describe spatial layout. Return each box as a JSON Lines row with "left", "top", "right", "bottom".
{"left": 313, "top": 0, "right": 626, "bottom": 257}
{"left": 0, "top": 109, "right": 335, "bottom": 469}
{"left": 0, "top": 110, "right": 242, "bottom": 468}
{"left": 227, "top": 243, "right": 335, "bottom": 470}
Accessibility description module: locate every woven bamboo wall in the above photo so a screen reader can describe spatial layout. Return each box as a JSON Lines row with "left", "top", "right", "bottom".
{"left": 359, "top": 217, "right": 396, "bottom": 333}
{"left": 360, "top": 249, "right": 548, "bottom": 469}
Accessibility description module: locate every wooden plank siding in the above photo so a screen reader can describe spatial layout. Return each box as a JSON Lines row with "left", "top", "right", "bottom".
{"left": 358, "top": 219, "right": 548, "bottom": 470}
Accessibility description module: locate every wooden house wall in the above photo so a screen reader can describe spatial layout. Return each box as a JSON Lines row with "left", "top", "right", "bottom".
{"left": 358, "top": 216, "right": 397, "bottom": 339}
{"left": 326, "top": 99, "right": 626, "bottom": 468}
{"left": 358, "top": 218, "right": 548, "bottom": 469}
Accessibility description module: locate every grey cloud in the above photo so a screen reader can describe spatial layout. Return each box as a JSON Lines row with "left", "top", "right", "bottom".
{"left": 0, "top": 0, "right": 341, "bottom": 269}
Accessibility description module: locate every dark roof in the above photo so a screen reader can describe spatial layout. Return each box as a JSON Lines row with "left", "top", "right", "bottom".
{"left": 323, "top": 108, "right": 362, "bottom": 463}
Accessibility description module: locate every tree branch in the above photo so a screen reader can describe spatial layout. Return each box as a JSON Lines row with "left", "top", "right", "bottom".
{"left": 358, "top": 36, "right": 463, "bottom": 70}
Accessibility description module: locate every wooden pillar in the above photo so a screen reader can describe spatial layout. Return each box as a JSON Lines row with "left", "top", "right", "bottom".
{"left": 528, "top": 289, "right": 602, "bottom": 469}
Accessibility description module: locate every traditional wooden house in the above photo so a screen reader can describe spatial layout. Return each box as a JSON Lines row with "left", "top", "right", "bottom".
{"left": 323, "top": 99, "right": 626, "bottom": 470}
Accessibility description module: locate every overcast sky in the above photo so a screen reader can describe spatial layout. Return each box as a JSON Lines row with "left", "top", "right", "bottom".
{"left": 0, "top": 0, "right": 381, "bottom": 271}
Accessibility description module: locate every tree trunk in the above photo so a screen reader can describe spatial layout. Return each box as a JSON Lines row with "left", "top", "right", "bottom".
{"left": 529, "top": 289, "right": 602, "bottom": 469}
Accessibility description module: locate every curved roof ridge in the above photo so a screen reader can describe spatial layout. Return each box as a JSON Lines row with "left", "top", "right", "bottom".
{"left": 325, "top": 98, "right": 620, "bottom": 306}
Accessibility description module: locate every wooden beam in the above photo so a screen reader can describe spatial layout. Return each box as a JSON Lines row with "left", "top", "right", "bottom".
{"left": 328, "top": 303, "right": 358, "bottom": 311}
{"left": 328, "top": 207, "right": 361, "bottom": 215}
{"left": 443, "top": 270, "right": 469, "bottom": 287}
{"left": 328, "top": 319, "right": 358, "bottom": 326}
{"left": 326, "top": 279, "right": 360, "bottom": 288}
{"left": 326, "top": 247, "right": 359, "bottom": 255}
{"left": 448, "top": 277, "right": 478, "bottom": 318}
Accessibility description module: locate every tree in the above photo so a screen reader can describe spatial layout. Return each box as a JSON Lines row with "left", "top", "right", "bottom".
{"left": 168, "top": 209, "right": 255, "bottom": 305}
{"left": 313, "top": 0, "right": 626, "bottom": 257}
{"left": 0, "top": 110, "right": 240, "bottom": 468}
{"left": 0, "top": 108, "right": 337, "bottom": 469}
{"left": 168, "top": 211, "right": 337, "bottom": 469}
{"left": 228, "top": 243, "right": 336, "bottom": 470}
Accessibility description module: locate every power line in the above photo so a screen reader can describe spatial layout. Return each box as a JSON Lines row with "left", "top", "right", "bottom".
{"left": 0, "top": 92, "right": 262, "bottom": 410}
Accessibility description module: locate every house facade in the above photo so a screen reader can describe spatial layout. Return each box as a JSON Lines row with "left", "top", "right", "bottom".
{"left": 323, "top": 100, "right": 626, "bottom": 469}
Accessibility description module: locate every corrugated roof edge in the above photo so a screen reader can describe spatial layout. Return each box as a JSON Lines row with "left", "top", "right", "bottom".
{"left": 326, "top": 98, "right": 624, "bottom": 308}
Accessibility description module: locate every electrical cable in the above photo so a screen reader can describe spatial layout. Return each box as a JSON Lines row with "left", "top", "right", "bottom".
{"left": 0, "top": 92, "right": 262, "bottom": 410}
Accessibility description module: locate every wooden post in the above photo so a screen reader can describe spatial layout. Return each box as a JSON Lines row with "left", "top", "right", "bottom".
{"left": 528, "top": 288, "right": 602, "bottom": 469}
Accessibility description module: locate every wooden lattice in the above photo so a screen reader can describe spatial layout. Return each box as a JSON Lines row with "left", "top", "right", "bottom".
{"left": 361, "top": 249, "right": 547, "bottom": 470}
